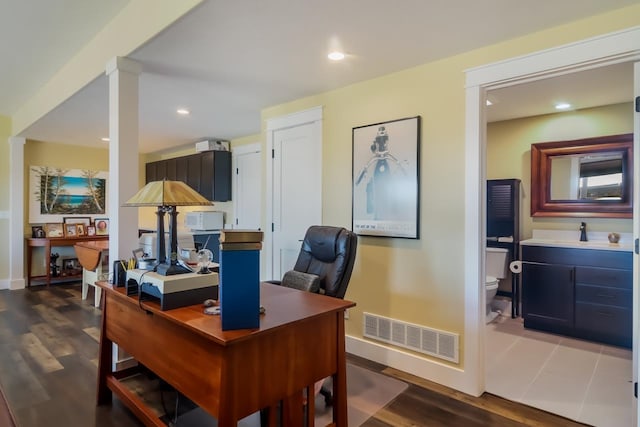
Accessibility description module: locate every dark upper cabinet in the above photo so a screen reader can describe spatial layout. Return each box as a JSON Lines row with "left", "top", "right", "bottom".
{"left": 145, "top": 151, "right": 232, "bottom": 202}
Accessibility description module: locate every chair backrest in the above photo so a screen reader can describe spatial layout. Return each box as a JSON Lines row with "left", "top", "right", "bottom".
{"left": 291, "top": 225, "right": 358, "bottom": 299}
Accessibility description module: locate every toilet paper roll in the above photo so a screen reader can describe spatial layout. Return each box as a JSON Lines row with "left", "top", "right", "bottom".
{"left": 509, "top": 260, "right": 522, "bottom": 274}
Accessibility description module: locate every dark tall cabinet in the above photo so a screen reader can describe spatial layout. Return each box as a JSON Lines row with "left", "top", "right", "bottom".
{"left": 146, "top": 151, "right": 231, "bottom": 202}
{"left": 487, "top": 178, "right": 521, "bottom": 317}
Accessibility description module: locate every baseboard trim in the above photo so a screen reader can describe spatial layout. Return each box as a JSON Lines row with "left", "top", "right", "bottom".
{"left": 0, "top": 279, "right": 26, "bottom": 290}
{"left": 9, "top": 279, "right": 25, "bottom": 290}
{"left": 346, "top": 335, "right": 477, "bottom": 396}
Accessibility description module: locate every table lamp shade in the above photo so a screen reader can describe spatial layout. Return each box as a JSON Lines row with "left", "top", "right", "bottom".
{"left": 124, "top": 180, "right": 213, "bottom": 276}
{"left": 124, "top": 180, "right": 213, "bottom": 207}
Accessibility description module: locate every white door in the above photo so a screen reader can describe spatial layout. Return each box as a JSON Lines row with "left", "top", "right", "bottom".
{"left": 267, "top": 107, "right": 322, "bottom": 280}
{"left": 233, "top": 144, "right": 262, "bottom": 230}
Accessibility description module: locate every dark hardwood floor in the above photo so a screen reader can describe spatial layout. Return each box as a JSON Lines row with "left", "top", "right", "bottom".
{"left": 0, "top": 283, "right": 588, "bottom": 427}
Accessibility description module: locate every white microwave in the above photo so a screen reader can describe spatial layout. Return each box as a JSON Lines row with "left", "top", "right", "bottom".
{"left": 184, "top": 211, "right": 224, "bottom": 231}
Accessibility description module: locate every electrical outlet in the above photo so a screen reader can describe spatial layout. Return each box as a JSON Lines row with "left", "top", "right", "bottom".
{"left": 344, "top": 309, "right": 350, "bottom": 320}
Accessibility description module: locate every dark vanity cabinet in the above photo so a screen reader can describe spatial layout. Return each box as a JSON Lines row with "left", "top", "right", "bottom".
{"left": 521, "top": 245, "right": 632, "bottom": 348}
{"left": 146, "top": 151, "right": 231, "bottom": 201}
{"left": 522, "top": 262, "right": 574, "bottom": 334}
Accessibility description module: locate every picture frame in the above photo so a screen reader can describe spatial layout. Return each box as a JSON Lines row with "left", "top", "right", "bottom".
{"left": 76, "top": 223, "right": 86, "bottom": 237}
{"left": 45, "top": 223, "right": 64, "bottom": 238}
{"left": 29, "top": 167, "right": 108, "bottom": 224}
{"left": 64, "top": 223, "right": 78, "bottom": 237}
{"left": 63, "top": 216, "right": 92, "bottom": 227}
{"left": 95, "top": 218, "right": 109, "bottom": 236}
{"left": 352, "top": 116, "right": 420, "bottom": 239}
{"left": 31, "top": 225, "right": 46, "bottom": 238}
{"left": 86, "top": 226, "right": 96, "bottom": 236}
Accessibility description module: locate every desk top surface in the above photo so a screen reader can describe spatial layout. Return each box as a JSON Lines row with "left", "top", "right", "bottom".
{"left": 97, "top": 281, "right": 354, "bottom": 346}
{"left": 27, "top": 235, "right": 109, "bottom": 245}
{"left": 74, "top": 240, "right": 109, "bottom": 251}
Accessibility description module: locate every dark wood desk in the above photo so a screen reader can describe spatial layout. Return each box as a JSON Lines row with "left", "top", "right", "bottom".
{"left": 96, "top": 281, "right": 355, "bottom": 427}
{"left": 26, "top": 236, "right": 109, "bottom": 286}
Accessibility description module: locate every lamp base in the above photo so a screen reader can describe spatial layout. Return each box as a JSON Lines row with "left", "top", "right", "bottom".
{"left": 156, "top": 262, "right": 192, "bottom": 276}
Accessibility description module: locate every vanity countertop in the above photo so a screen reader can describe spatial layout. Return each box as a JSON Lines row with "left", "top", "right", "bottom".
{"left": 520, "top": 238, "right": 632, "bottom": 252}
{"left": 520, "top": 229, "right": 633, "bottom": 252}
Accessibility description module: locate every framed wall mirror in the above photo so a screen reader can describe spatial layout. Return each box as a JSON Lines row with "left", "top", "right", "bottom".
{"left": 530, "top": 133, "right": 633, "bottom": 218}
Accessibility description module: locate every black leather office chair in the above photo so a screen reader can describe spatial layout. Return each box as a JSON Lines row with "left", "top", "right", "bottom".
{"left": 276, "top": 225, "right": 358, "bottom": 300}
{"left": 277, "top": 225, "right": 358, "bottom": 406}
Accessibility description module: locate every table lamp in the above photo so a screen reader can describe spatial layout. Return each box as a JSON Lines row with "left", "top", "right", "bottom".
{"left": 124, "top": 180, "right": 213, "bottom": 276}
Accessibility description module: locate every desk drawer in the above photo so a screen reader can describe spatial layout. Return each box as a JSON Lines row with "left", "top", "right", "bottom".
{"left": 575, "top": 284, "right": 631, "bottom": 308}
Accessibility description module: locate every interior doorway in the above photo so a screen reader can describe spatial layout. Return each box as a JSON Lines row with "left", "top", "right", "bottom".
{"left": 232, "top": 143, "right": 262, "bottom": 230}
{"left": 463, "top": 26, "right": 640, "bottom": 417}
{"left": 265, "top": 106, "right": 323, "bottom": 280}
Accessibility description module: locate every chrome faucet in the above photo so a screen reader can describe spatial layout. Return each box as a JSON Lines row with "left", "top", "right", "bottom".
{"left": 579, "top": 222, "right": 588, "bottom": 242}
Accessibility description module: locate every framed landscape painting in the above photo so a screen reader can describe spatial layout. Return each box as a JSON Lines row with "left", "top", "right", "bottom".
{"left": 29, "top": 167, "right": 108, "bottom": 224}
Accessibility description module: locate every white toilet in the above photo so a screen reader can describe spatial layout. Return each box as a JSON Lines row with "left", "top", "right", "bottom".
{"left": 485, "top": 247, "right": 509, "bottom": 323}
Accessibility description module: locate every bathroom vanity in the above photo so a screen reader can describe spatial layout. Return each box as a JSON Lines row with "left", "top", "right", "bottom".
{"left": 520, "top": 236, "right": 632, "bottom": 348}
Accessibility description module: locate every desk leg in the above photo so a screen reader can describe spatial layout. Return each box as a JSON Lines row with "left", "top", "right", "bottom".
{"left": 26, "top": 244, "right": 33, "bottom": 288}
{"left": 45, "top": 241, "right": 51, "bottom": 287}
{"left": 281, "top": 391, "right": 304, "bottom": 427}
{"left": 96, "top": 294, "right": 112, "bottom": 405}
{"left": 333, "top": 312, "right": 348, "bottom": 427}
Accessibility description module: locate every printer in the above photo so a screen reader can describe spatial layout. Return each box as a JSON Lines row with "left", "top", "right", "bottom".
{"left": 126, "top": 269, "right": 218, "bottom": 310}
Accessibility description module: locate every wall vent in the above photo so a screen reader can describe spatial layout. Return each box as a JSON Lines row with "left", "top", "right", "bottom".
{"left": 363, "top": 312, "right": 459, "bottom": 363}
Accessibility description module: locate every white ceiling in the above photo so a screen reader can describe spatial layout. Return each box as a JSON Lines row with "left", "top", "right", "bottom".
{"left": 8, "top": 0, "right": 639, "bottom": 153}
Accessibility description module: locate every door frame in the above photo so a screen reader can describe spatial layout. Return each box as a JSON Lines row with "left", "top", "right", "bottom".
{"left": 464, "top": 26, "right": 640, "bottom": 397}
{"left": 265, "top": 106, "right": 323, "bottom": 280}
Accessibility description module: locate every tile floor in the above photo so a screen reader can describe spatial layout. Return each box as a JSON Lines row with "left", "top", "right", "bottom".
{"left": 486, "top": 315, "right": 633, "bottom": 427}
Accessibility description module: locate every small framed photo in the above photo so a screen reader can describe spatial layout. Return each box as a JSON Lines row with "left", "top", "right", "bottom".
{"left": 86, "top": 226, "right": 96, "bottom": 236}
{"left": 31, "top": 225, "right": 46, "bottom": 238}
{"left": 45, "top": 223, "right": 64, "bottom": 238}
{"left": 76, "top": 223, "right": 86, "bottom": 236}
{"left": 64, "top": 223, "right": 78, "bottom": 237}
{"left": 63, "top": 216, "right": 91, "bottom": 227}
{"left": 95, "top": 218, "right": 109, "bottom": 236}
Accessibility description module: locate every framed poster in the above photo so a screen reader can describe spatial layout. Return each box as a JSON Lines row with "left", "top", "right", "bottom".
{"left": 352, "top": 116, "right": 420, "bottom": 238}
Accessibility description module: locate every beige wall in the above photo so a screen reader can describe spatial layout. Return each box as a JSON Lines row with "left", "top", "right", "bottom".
{"left": 260, "top": 6, "right": 640, "bottom": 367}
{"left": 0, "top": 116, "right": 11, "bottom": 280}
{"left": 487, "top": 103, "right": 634, "bottom": 240}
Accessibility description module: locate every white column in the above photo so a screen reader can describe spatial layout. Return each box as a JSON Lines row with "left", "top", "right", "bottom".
{"left": 106, "top": 57, "right": 142, "bottom": 372}
{"left": 105, "top": 57, "right": 142, "bottom": 271}
{"left": 9, "top": 137, "right": 25, "bottom": 290}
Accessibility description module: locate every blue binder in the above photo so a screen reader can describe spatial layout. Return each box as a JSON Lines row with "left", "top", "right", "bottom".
{"left": 219, "top": 248, "right": 260, "bottom": 330}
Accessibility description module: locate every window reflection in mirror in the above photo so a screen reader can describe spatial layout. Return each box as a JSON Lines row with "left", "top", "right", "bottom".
{"left": 530, "top": 133, "right": 632, "bottom": 218}
{"left": 550, "top": 152, "right": 623, "bottom": 201}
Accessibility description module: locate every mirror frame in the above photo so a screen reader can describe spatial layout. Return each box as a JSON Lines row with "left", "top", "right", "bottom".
{"left": 531, "top": 133, "right": 633, "bottom": 218}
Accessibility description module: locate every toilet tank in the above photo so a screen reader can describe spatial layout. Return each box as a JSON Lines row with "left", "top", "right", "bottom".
{"left": 486, "top": 247, "right": 509, "bottom": 279}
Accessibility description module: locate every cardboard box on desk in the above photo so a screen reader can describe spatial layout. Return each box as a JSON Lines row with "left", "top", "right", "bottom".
{"left": 219, "top": 230, "right": 264, "bottom": 331}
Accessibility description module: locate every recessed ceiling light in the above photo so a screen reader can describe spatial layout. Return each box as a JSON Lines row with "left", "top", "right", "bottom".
{"left": 177, "top": 108, "right": 190, "bottom": 115}
{"left": 328, "top": 51, "right": 345, "bottom": 61}
{"left": 101, "top": 137, "right": 110, "bottom": 142}
{"left": 555, "top": 102, "right": 571, "bottom": 110}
